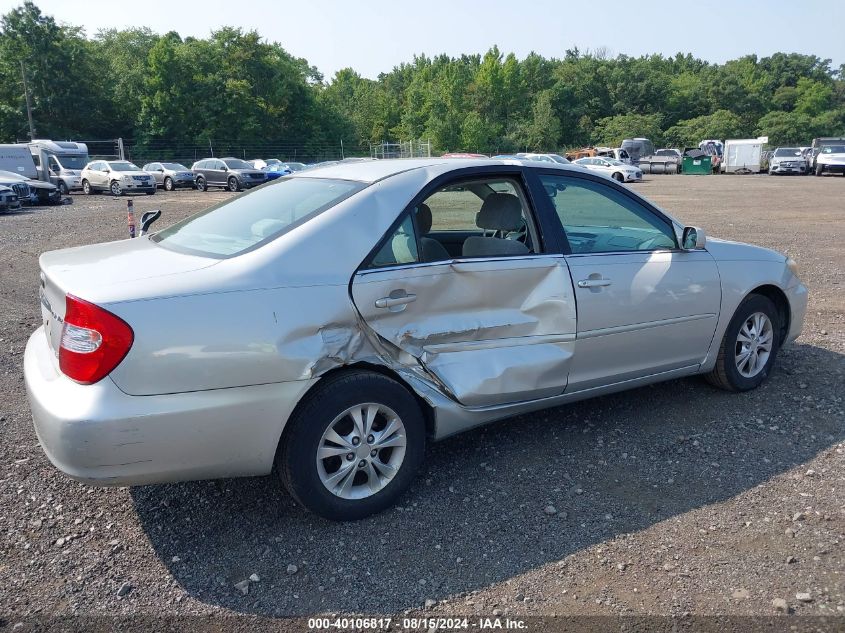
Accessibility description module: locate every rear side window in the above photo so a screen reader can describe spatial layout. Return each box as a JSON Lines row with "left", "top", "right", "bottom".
{"left": 153, "top": 178, "right": 364, "bottom": 257}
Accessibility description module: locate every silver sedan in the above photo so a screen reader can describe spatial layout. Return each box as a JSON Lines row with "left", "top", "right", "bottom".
{"left": 25, "top": 158, "right": 807, "bottom": 520}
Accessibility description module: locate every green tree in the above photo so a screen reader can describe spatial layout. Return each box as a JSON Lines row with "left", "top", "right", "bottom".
{"left": 591, "top": 113, "right": 664, "bottom": 147}
{"left": 664, "top": 110, "right": 746, "bottom": 147}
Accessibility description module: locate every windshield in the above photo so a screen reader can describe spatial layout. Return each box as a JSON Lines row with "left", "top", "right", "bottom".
{"left": 265, "top": 159, "right": 282, "bottom": 166}
{"left": 55, "top": 154, "right": 89, "bottom": 170}
{"left": 153, "top": 177, "right": 364, "bottom": 257}
{"left": 774, "top": 148, "right": 800, "bottom": 157}
{"left": 162, "top": 163, "right": 189, "bottom": 170}
{"left": 286, "top": 163, "right": 306, "bottom": 171}
{"left": 549, "top": 155, "right": 570, "bottom": 164}
{"left": 0, "top": 170, "right": 26, "bottom": 181}
{"left": 222, "top": 158, "right": 253, "bottom": 170}
{"left": 606, "top": 159, "right": 625, "bottom": 166}
{"left": 109, "top": 162, "right": 142, "bottom": 171}
{"left": 655, "top": 150, "right": 676, "bottom": 156}
{"left": 823, "top": 146, "right": 845, "bottom": 153}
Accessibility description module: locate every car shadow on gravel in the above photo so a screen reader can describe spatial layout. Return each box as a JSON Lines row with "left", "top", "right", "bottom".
{"left": 131, "top": 342, "right": 844, "bottom": 616}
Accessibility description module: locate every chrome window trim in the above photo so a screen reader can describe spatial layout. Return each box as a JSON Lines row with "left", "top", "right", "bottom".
{"left": 355, "top": 253, "right": 563, "bottom": 276}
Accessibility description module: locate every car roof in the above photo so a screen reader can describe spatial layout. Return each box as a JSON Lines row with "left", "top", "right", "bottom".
{"left": 292, "top": 157, "right": 575, "bottom": 184}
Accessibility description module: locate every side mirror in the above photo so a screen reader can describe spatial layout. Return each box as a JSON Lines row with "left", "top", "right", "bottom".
{"left": 140, "top": 210, "right": 162, "bottom": 236}
{"left": 682, "top": 226, "right": 706, "bottom": 250}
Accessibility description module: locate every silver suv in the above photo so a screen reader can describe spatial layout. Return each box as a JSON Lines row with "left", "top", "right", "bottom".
{"left": 768, "top": 148, "right": 807, "bottom": 175}
{"left": 192, "top": 157, "right": 267, "bottom": 192}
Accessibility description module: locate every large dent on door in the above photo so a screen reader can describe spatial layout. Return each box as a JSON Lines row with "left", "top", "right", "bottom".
{"left": 351, "top": 258, "right": 577, "bottom": 408}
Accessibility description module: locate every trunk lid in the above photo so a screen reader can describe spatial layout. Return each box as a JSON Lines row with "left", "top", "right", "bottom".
{"left": 38, "top": 237, "right": 219, "bottom": 356}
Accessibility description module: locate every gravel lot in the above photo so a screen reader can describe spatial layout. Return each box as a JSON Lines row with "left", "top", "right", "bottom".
{"left": 1, "top": 175, "right": 843, "bottom": 627}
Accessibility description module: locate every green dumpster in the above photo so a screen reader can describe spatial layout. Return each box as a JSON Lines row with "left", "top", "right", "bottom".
{"left": 683, "top": 155, "right": 712, "bottom": 175}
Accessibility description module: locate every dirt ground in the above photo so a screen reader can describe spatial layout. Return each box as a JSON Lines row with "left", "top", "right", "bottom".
{"left": 0, "top": 173, "right": 843, "bottom": 629}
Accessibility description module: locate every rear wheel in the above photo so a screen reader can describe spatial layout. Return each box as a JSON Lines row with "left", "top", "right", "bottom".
{"left": 277, "top": 371, "right": 426, "bottom": 521}
{"left": 705, "top": 294, "right": 781, "bottom": 392}
{"left": 612, "top": 172, "right": 625, "bottom": 182}
{"left": 196, "top": 176, "right": 207, "bottom": 191}
{"left": 227, "top": 176, "right": 240, "bottom": 192}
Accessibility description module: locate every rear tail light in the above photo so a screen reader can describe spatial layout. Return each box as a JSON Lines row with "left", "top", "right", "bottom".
{"left": 59, "top": 295, "right": 134, "bottom": 384}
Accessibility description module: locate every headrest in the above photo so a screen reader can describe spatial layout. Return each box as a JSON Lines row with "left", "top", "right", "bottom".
{"left": 476, "top": 193, "right": 523, "bottom": 231}
{"left": 415, "top": 203, "right": 432, "bottom": 234}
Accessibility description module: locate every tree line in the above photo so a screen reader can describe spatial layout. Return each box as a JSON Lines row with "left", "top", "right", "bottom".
{"left": 1, "top": 1, "right": 844, "bottom": 159}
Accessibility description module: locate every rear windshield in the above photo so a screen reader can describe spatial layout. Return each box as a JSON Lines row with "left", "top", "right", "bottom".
{"left": 152, "top": 177, "right": 364, "bottom": 257}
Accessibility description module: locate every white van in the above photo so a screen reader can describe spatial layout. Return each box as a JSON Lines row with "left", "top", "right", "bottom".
{"left": 28, "top": 140, "right": 90, "bottom": 193}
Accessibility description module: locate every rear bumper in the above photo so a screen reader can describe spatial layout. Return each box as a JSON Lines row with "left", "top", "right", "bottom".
{"left": 24, "top": 327, "right": 316, "bottom": 486}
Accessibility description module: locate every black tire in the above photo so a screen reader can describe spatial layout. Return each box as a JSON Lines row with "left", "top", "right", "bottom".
{"left": 705, "top": 294, "right": 781, "bottom": 392}
{"left": 164, "top": 177, "right": 174, "bottom": 191}
{"left": 82, "top": 180, "right": 93, "bottom": 195}
{"left": 58, "top": 181, "right": 69, "bottom": 195}
{"left": 612, "top": 172, "right": 625, "bottom": 182}
{"left": 815, "top": 164, "right": 823, "bottom": 176}
{"left": 110, "top": 180, "right": 122, "bottom": 196}
{"left": 276, "top": 370, "right": 426, "bottom": 521}
{"left": 145, "top": 188, "right": 156, "bottom": 195}
{"left": 227, "top": 176, "right": 240, "bottom": 192}
{"left": 196, "top": 176, "right": 207, "bottom": 192}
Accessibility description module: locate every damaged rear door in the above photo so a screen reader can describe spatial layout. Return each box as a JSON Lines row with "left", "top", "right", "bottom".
{"left": 350, "top": 170, "right": 577, "bottom": 408}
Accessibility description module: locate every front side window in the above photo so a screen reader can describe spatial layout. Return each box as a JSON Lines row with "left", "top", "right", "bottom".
{"left": 539, "top": 174, "right": 676, "bottom": 254}
{"left": 153, "top": 177, "right": 364, "bottom": 257}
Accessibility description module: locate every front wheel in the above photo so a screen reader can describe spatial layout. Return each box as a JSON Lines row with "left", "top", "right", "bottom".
{"left": 58, "top": 181, "right": 69, "bottom": 195}
{"left": 145, "top": 188, "right": 156, "bottom": 195}
{"left": 705, "top": 294, "right": 781, "bottom": 392}
{"left": 815, "top": 164, "right": 823, "bottom": 176}
{"left": 277, "top": 371, "right": 426, "bottom": 521}
{"left": 196, "top": 176, "right": 207, "bottom": 191}
{"left": 82, "top": 180, "right": 92, "bottom": 195}
{"left": 612, "top": 172, "right": 625, "bottom": 182}
{"left": 110, "top": 180, "right": 122, "bottom": 196}
{"left": 164, "top": 177, "right": 174, "bottom": 191}
{"left": 227, "top": 176, "right": 240, "bottom": 192}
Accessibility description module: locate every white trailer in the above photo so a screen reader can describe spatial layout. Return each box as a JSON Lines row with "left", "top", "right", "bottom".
{"left": 722, "top": 137, "right": 768, "bottom": 174}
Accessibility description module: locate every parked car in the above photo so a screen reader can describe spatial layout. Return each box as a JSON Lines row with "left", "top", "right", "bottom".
{"left": 814, "top": 144, "right": 845, "bottom": 176}
{"left": 516, "top": 152, "right": 570, "bottom": 164}
{"left": 28, "top": 140, "right": 89, "bottom": 193}
{"left": 81, "top": 161, "right": 156, "bottom": 196}
{"left": 595, "top": 147, "right": 631, "bottom": 164}
{"left": 24, "top": 158, "right": 807, "bottom": 521}
{"left": 809, "top": 137, "right": 845, "bottom": 171}
{"left": 621, "top": 138, "right": 655, "bottom": 163}
{"left": 768, "top": 148, "right": 807, "bottom": 175}
{"left": 573, "top": 157, "right": 643, "bottom": 182}
{"left": 0, "top": 184, "right": 20, "bottom": 212}
{"left": 142, "top": 162, "right": 196, "bottom": 191}
{"left": 192, "top": 157, "right": 267, "bottom": 192}
{"left": 0, "top": 170, "right": 63, "bottom": 205}
{"left": 281, "top": 162, "right": 306, "bottom": 172}
{"left": 441, "top": 153, "right": 488, "bottom": 158}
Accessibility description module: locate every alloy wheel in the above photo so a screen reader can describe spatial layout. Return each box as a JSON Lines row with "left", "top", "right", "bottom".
{"left": 316, "top": 403, "right": 407, "bottom": 500}
{"left": 734, "top": 311, "right": 773, "bottom": 378}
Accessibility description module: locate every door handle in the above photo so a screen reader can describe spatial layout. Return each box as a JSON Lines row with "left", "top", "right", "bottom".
{"left": 375, "top": 293, "right": 417, "bottom": 309}
{"left": 577, "top": 278, "right": 612, "bottom": 288}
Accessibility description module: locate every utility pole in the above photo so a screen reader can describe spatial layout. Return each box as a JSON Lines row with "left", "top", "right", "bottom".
{"left": 20, "top": 60, "right": 36, "bottom": 140}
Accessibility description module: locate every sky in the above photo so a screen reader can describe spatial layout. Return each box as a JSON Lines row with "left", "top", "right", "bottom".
{"left": 3, "top": 0, "right": 844, "bottom": 80}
